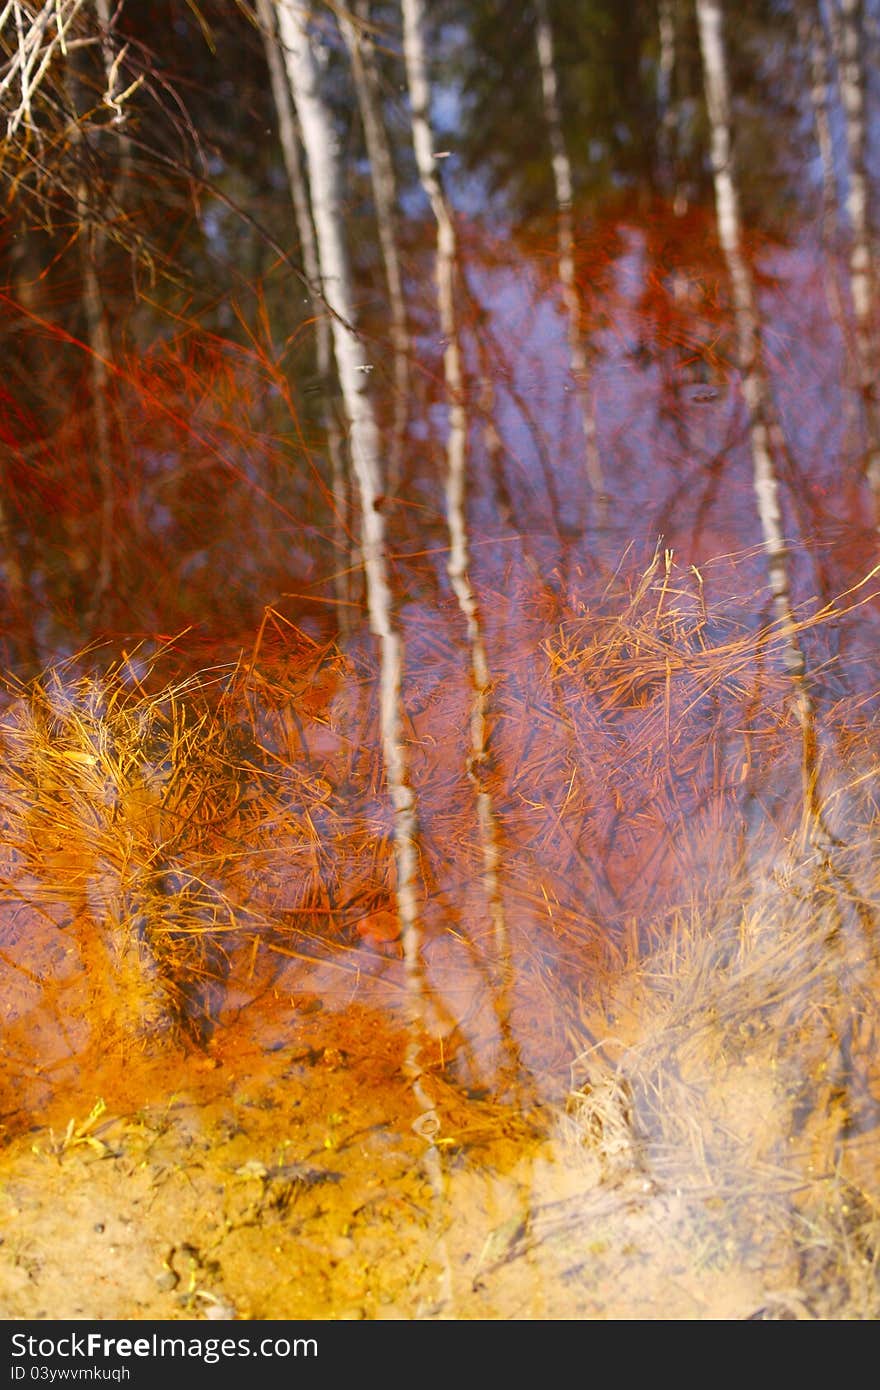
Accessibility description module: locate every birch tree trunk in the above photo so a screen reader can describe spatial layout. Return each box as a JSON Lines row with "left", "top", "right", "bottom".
{"left": 696, "top": 0, "right": 838, "bottom": 847}
{"left": 696, "top": 0, "right": 802, "bottom": 665}
{"left": 274, "top": 0, "right": 425, "bottom": 1025}
{"left": 533, "top": 0, "right": 606, "bottom": 524}
{"left": 832, "top": 0, "right": 880, "bottom": 519}
{"left": 796, "top": 1, "right": 865, "bottom": 452}
{"left": 339, "top": 1, "right": 411, "bottom": 494}
{"left": 400, "top": 0, "right": 512, "bottom": 1013}
{"left": 798, "top": 1, "right": 840, "bottom": 245}
{"left": 65, "top": 31, "right": 114, "bottom": 621}
{"left": 257, "top": 0, "right": 350, "bottom": 624}
{"left": 94, "top": 0, "right": 140, "bottom": 529}
{"left": 795, "top": 0, "right": 856, "bottom": 389}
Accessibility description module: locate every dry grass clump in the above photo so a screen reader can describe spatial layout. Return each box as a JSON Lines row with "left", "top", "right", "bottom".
{"left": 0, "top": 644, "right": 344, "bottom": 1046}
{"left": 513, "top": 549, "right": 880, "bottom": 1313}
{"left": 497, "top": 545, "right": 878, "bottom": 956}
{"left": 560, "top": 831, "right": 880, "bottom": 1317}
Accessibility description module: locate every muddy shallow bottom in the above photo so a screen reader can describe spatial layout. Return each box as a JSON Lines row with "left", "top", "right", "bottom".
{"left": 2, "top": 551, "right": 879, "bottom": 1320}
{"left": 2, "top": 938, "right": 877, "bottom": 1323}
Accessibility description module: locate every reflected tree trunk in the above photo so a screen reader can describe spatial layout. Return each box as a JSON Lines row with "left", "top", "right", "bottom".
{"left": 400, "top": 0, "right": 515, "bottom": 1064}
{"left": 696, "top": 0, "right": 803, "bottom": 672}
{"left": 533, "top": 0, "right": 606, "bottom": 525}
{"left": 656, "top": 0, "right": 678, "bottom": 201}
{"left": 274, "top": 0, "right": 426, "bottom": 1034}
{"left": 78, "top": 237, "right": 113, "bottom": 614}
{"left": 256, "top": 0, "right": 350, "bottom": 626}
{"left": 93, "top": 0, "right": 138, "bottom": 536}
{"left": 830, "top": 0, "right": 880, "bottom": 520}
{"left": 339, "top": 1, "right": 411, "bottom": 495}
{"left": 65, "top": 38, "right": 114, "bottom": 621}
{"left": 797, "top": 0, "right": 857, "bottom": 414}
{"left": 798, "top": 1, "right": 839, "bottom": 246}
{"left": 695, "top": 0, "right": 838, "bottom": 847}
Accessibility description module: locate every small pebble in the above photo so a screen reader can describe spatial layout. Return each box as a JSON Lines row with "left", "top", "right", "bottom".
{"left": 204, "top": 1298, "right": 236, "bottom": 1320}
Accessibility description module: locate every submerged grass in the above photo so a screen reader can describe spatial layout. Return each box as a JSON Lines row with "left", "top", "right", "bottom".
{"left": 0, "top": 547, "right": 878, "bottom": 1314}
{"left": 559, "top": 812, "right": 880, "bottom": 1316}
{"left": 0, "top": 637, "right": 354, "bottom": 1050}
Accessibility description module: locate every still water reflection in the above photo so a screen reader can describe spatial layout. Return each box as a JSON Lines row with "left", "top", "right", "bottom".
{"left": 0, "top": 0, "right": 878, "bottom": 1319}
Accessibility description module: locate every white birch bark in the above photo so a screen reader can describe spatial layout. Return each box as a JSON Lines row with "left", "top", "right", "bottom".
{"left": 696, "top": 0, "right": 842, "bottom": 850}
{"left": 339, "top": 1, "right": 411, "bottom": 493}
{"left": 274, "top": 1, "right": 425, "bottom": 1023}
{"left": 832, "top": 0, "right": 880, "bottom": 517}
{"left": 533, "top": 0, "right": 606, "bottom": 521}
{"left": 400, "top": 0, "right": 511, "bottom": 999}
{"left": 696, "top": 0, "right": 804, "bottom": 674}
{"left": 257, "top": 0, "right": 350, "bottom": 623}
{"left": 695, "top": 0, "right": 829, "bottom": 857}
